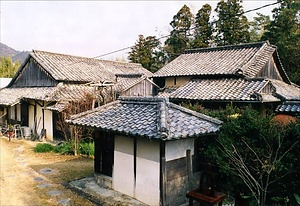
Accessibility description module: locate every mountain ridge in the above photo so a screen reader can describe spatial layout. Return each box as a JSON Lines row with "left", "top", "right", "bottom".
{"left": 0, "top": 42, "right": 29, "bottom": 64}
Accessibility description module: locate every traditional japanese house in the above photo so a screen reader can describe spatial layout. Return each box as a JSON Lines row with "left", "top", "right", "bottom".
{"left": 0, "top": 50, "right": 154, "bottom": 141}
{"left": 154, "top": 41, "right": 300, "bottom": 116}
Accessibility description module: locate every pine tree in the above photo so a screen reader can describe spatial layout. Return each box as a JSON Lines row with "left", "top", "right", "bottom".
{"left": 215, "top": 0, "right": 250, "bottom": 46}
{"left": 164, "top": 5, "right": 194, "bottom": 62}
{"left": 191, "top": 3, "right": 213, "bottom": 48}
{"left": 262, "top": 0, "right": 300, "bottom": 85}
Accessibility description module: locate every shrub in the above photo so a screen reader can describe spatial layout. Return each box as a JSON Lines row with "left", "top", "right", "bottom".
{"left": 53, "top": 141, "right": 74, "bottom": 155}
{"left": 78, "top": 142, "right": 94, "bottom": 157}
{"left": 34, "top": 143, "right": 54, "bottom": 153}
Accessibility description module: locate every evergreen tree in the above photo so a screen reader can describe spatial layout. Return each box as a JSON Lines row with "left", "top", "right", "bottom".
{"left": 128, "top": 35, "right": 163, "bottom": 72}
{"left": 191, "top": 3, "right": 213, "bottom": 48}
{"left": 164, "top": 4, "right": 194, "bottom": 62}
{"left": 249, "top": 13, "right": 271, "bottom": 42}
{"left": 262, "top": 0, "right": 300, "bottom": 85}
{"left": 0, "top": 56, "right": 20, "bottom": 78}
{"left": 215, "top": 0, "right": 250, "bottom": 46}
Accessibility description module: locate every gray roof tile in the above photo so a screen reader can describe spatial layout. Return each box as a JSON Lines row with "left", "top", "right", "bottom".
{"left": 276, "top": 103, "right": 300, "bottom": 113}
{"left": 0, "top": 84, "right": 94, "bottom": 106}
{"left": 168, "top": 78, "right": 273, "bottom": 101}
{"left": 154, "top": 42, "right": 276, "bottom": 78}
{"left": 31, "top": 50, "right": 153, "bottom": 83}
{"left": 68, "top": 97, "right": 222, "bottom": 140}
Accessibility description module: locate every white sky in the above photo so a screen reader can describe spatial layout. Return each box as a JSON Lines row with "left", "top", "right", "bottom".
{"left": 0, "top": 1, "right": 277, "bottom": 61}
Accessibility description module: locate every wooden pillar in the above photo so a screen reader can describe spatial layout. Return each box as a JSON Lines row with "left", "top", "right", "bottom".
{"left": 187, "top": 149, "right": 193, "bottom": 191}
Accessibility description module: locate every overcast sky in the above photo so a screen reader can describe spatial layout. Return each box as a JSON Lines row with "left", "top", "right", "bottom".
{"left": 1, "top": 1, "right": 277, "bottom": 61}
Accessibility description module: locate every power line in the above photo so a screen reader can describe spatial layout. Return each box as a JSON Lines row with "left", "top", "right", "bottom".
{"left": 94, "top": 1, "right": 281, "bottom": 59}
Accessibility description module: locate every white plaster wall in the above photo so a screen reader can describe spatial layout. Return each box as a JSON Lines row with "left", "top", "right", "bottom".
{"left": 113, "top": 135, "right": 135, "bottom": 197}
{"left": 36, "top": 102, "right": 43, "bottom": 136}
{"left": 28, "top": 101, "right": 43, "bottom": 136}
{"left": 16, "top": 104, "right": 21, "bottom": 121}
{"left": 136, "top": 138, "right": 160, "bottom": 206}
{"left": 28, "top": 103, "right": 35, "bottom": 129}
{"left": 113, "top": 136, "right": 160, "bottom": 206}
{"left": 44, "top": 109, "right": 53, "bottom": 141}
{"left": 165, "top": 138, "right": 194, "bottom": 161}
{"left": 10, "top": 105, "right": 15, "bottom": 120}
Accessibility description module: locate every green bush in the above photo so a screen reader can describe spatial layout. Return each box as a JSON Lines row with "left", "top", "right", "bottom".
{"left": 53, "top": 141, "right": 74, "bottom": 155}
{"left": 78, "top": 142, "right": 94, "bottom": 156}
{"left": 33, "top": 143, "right": 55, "bottom": 153}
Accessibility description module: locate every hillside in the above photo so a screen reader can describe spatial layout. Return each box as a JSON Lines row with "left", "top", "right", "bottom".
{"left": 0, "top": 42, "right": 29, "bottom": 64}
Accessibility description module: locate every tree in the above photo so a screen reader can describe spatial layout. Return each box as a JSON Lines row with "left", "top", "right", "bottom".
{"left": 164, "top": 4, "right": 194, "bottom": 62}
{"left": 128, "top": 35, "right": 164, "bottom": 72}
{"left": 249, "top": 13, "right": 271, "bottom": 42}
{"left": 215, "top": 0, "right": 250, "bottom": 46}
{"left": 191, "top": 3, "right": 213, "bottom": 48}
{"left": 262, "top": 0, "right": 300, "bottom": 85}
{"left": 58, "top": 86, "right": 114, "bottom": 155}
{"left": 0, "top": 56, "right": 20, "bottom": 78}
{"left": 183, "top": 103, "right": 300, "bottom": 205}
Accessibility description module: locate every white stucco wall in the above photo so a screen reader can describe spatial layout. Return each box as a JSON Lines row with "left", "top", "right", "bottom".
{"left": 113, "top": 135, "right": 160, "bottom": 206}
{"left": 136, "top": 138, "right": 160, "bottom": 206}
{"left": 113, "top": 135, "right": 135, "bottom": 196}
{"left": 28, "top": 101, "right": 43, "bottom": 137}
{"left": 28, "top": 103, "right": 35, "bottom": 129}
{"left": 16, "top": 104, "right": 21, "bottom": 121}
{"left": 165, "top": 138, "right": 194, "bottom": 161}
{"left": 44, "top": 109, "right": 53, "bottom": 141}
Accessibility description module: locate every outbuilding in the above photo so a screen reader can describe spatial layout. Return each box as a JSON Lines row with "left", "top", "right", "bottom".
{"left": 67, "top": 96, "right": 222, "bottom": 205}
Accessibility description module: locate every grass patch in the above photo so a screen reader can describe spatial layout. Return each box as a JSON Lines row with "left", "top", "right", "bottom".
{"left": 33, "top": 143, "right": 55, "bottom": 153}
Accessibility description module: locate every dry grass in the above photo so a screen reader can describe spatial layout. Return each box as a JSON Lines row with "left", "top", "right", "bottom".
{"left": 2, "top": 138, "right": 96, "bottom": 206}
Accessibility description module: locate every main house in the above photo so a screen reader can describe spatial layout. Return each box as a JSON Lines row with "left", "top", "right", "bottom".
{"left": 0, "top": 50, "right": 155, "bottom": 141}
{"left": 67, "top": 96, "right": 222, "bottom": 205}
{"left": 154, "top": 41, "right": 300, "bottom": 116}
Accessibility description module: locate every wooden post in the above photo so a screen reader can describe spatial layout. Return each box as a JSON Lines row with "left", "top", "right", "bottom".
{"left": 161, "top": 156, "right": 167, "bottom": 206}
{"left": 187, "top": 149, "right": 193, "bottom": 191}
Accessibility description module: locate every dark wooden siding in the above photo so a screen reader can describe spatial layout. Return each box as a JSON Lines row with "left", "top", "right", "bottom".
{"left": 11, "top": 58, "right": 57, "bottom": 87}
{"left": 258, "top": 57, "right": 283, "bottom": 80}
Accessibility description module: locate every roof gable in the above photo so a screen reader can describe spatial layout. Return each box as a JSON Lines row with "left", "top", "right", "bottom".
{"left": 10, "top": 50, "right": 153, "bottom": 85}
{"left": 68, "top": 97, "right": 222, "bottom": 140}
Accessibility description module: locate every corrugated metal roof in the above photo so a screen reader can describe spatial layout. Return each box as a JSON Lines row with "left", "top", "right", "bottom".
{"left": 30, "top": 50, "right": 153, "bottom": 83}
{"left": 68, "top": 97, "right": 222, "bottom": 140}
{"left": 168, "top": 78, "right": 272, "bottom": 102}
{"left": 154, "top": 41, "right": 276, "bottom": 78}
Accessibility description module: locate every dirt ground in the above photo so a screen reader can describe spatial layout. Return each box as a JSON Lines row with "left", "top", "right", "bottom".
{"left": 0, "top": 136, "right": 96, "bottom": 206}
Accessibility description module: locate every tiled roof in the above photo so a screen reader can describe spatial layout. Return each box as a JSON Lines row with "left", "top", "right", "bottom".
{"left": 30, "top": 50, "right": 153, "bottom": 83}
{"left": 0, "top": 87, "right": 56, "bottom": 106}
{"left": 270, "top": 80, "right": 300, "bottom": 101}
{"left": 68, "top": 97, "right": 222, "bottom": 140}
{"left": 168, "top": 78, "right": 276, "bottom": 102}
{"left": 154, "top": 41, "right": 276, "bottom": 78}
{"left": 276, "top": 103, "right": 300, "bottom": 113}
{"left": 0, "top": 84, "right": 94, "bottom": 106}
{"left": 156, "top": 86, "right": 179, "bottom": 98}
